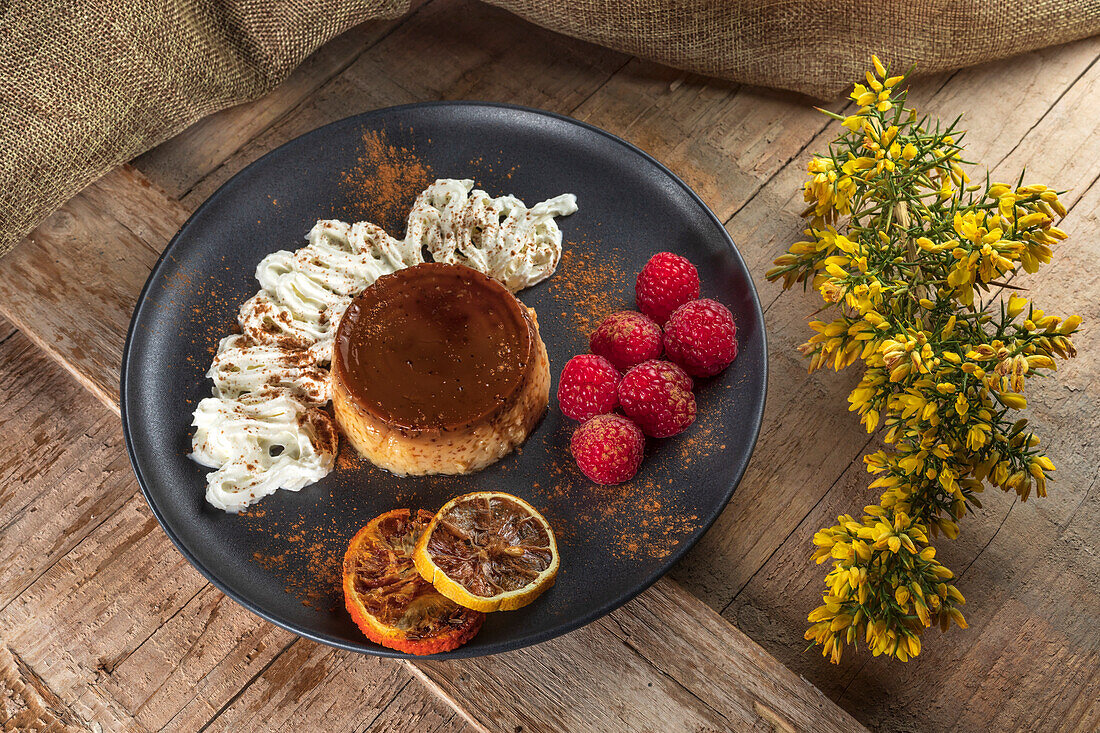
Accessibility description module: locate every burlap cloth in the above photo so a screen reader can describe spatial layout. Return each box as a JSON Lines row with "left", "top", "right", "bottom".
{"left": 3, "top": 1, "right": 1098, "bottom": 256}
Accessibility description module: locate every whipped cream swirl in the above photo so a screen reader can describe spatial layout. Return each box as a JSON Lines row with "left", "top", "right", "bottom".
{"left": 408, "top": 179, "right": 577, "bottom": 291}
{"left": 190, "top": 179, "right": 576, "bottom": 512}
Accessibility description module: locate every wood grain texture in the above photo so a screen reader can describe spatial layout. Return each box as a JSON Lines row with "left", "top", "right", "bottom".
{"left": 362, "top": 682, "right": 480, "bottom": 733}
{"left": 195, "top": 641, "right": 409, "bottom": 732}
{"left": 102, "top": 585, "right": 296, "bottom": 731}
{"left": 572, "top": 59, "right": 839, "bottom": 223}
{"left": 412, "top": 578, "right": 856, "bottom": 733}
{"left": 0, "top": 168, "right": 173, "bottom": 412}
{"left": 0, "top": 334, "right": 148, "bottom": 731}
{"left": 0, "top": 326, "right": 462, "bottom": 733}
{"left": 0, "top": 331, "right": 134, "bottom": 611}
{"left": 0, "top": 493, "right": 217, "bottom": 726}
{"left": 0, "top": 644, "right": 90, "bottom": 732}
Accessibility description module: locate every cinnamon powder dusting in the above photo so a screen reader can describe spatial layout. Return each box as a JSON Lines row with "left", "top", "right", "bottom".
{"left": 340, "top": 129, "right": 434, "bottom": 233}
{"left": 677, "top": 385, "right": 728, "bottom": 464}
{"left": 548, "top": 242, "right": 628, "bottom": 335}
{"left": 542, "top": 441, "right": 703, "bottom": 562}
{"left": 244, "top": 512, "right": 347, "bottom": 612}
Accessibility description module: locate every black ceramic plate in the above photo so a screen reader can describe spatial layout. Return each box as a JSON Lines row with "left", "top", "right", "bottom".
{"left": 121, "top": 102, "right": 767, "bottom": 659}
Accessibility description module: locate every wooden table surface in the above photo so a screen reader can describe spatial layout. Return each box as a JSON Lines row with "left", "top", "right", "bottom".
{"left": 2, "top": 4, "right": 1098, "bottom": 731}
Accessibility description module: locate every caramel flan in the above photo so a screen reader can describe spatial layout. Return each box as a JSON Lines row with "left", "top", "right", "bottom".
{"left": 332, "top": 263, "right": 550, "bottom": 475}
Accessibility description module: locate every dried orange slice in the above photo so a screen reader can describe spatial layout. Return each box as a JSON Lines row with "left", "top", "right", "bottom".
{"left": 413, "top": 492, "right": 559, "bottom": 612}
{"left": 342, "top": 508, "right": 484, "bottom": 654}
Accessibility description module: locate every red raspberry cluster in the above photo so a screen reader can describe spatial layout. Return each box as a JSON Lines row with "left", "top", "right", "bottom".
{"left": 558, "top": 252, "right": 739, "bottom": 484}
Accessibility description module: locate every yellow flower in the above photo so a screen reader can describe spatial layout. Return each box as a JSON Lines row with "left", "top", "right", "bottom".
{"left": 950, "top": 608, "right": 968, "bottom": 629}
{"left": 797, "top": 57, "right": 1078, "bottom": 667}
{"left": 1060, "top": 315, "right": 1082, "bottom": 333}
{"left": 1007, "top": 295, "right": 1027, "bottom": 319}
{"left": 966, "top": 423, "right": 991, "bottom": 451}
{"left": 1018, "top": 212, "right": 1050, "bottom": 228}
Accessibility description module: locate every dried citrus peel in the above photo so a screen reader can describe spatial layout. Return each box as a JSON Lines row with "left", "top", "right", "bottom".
{"left": 342, "top": 508, "right": 484, "bottom": 654}
{"left": 413, "top": 492, "right": 559, "bottom": 613}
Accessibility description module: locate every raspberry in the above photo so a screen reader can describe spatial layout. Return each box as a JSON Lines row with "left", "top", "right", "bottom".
{"left": 570, "top": 414, "right": 645, "bottom": 484}
{"left": 663, "top": 299, "right": 738, "bottom": 377}
{"left": 635, "top": 252, "right": 700, "bottom": 324}
{"left": 557, "top": 354, "right": 621, "bottom": 421}
{"left": 617, "top": 360, "right": 696, "bottom": 438}
{"left": 589, "top": 310, "right": 662, "bottom": 371}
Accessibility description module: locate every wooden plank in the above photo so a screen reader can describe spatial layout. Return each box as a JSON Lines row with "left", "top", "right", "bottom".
{"left": 0, "top": 494, "right": 209, "bottom": 717}
{"left": 0, "top": 644, "right": 91, "bottom": 732}
{"left": 572, "top": 59, "right": 841, "bottom": 222}
{"left": 363, "top": 682, "right": 480, "bottom": 733}
{"left": 77, "top": 164, "right": 192, "bottom": 249}
{"left": 134, "top": 9, "right": 429, "bottom": 199}
{"left": 0, "top": 341, "right": 151, "bottom": 731}
{"left": 412, "top": 607, "right": 733, "bottom": 732}
{"left": 721, "top": 39, "right": 1100, "bottom": 731}
{"left": 0, "top": 173, "right": 164, "bottom": 412}
{"left": 0, "top": 331, "right": 134, "bottom": 610}
{"left": 102, "top": 585, "right": 296, "bottom": 731}
{"left": 196, "top": 641, "right": 473, "bottom": 733}
{"left": 414, "top": 579, "right": 859, "bottom": 732}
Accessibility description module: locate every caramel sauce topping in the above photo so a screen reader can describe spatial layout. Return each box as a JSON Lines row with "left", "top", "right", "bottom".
{"left": 334, "top": 263, "right": 533, "bottom": 430}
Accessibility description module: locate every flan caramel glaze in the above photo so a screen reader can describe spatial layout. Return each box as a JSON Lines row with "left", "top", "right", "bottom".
{"left": 332, "top": 263, "right": 550, "bottom": 475}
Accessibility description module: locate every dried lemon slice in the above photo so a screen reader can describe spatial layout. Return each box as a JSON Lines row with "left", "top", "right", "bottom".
{"left": 413, "top": 492, "right": 559, "bottom": 612}
{"left": 342, "top": 508, "right": 484, "bottom": 654}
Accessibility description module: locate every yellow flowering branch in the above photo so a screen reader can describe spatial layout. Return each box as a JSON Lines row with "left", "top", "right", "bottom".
{"left": 766, "top": 56, "right": 1080, "bottom": 664}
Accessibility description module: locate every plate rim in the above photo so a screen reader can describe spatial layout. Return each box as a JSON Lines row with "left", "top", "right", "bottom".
{"left": 120, "top": 100, "right": 769, "bottom": 659}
